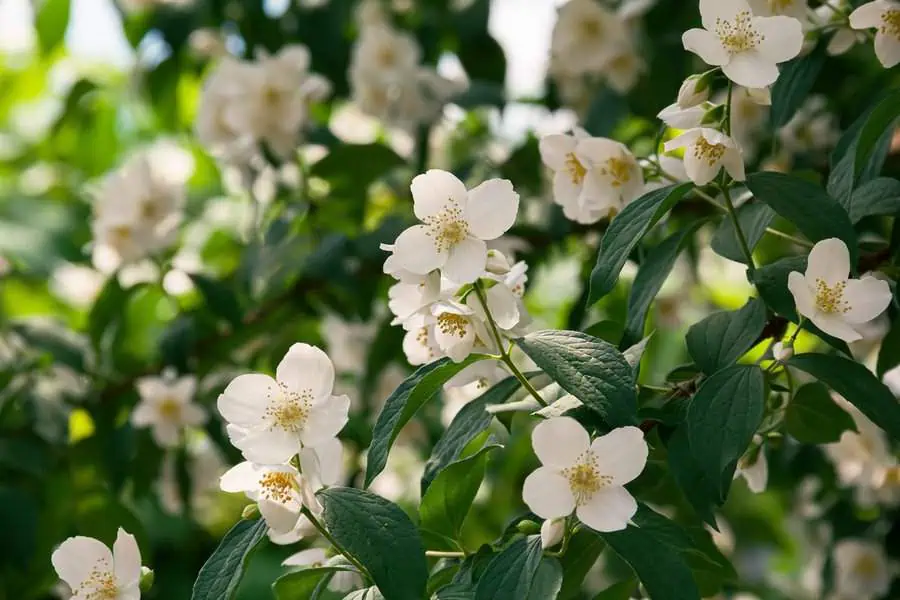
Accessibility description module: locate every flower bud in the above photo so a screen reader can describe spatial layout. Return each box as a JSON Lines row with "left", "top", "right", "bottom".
{"left": 516, "top": 519, "right": 541, "bottom": 535}
{"left": 139, "top": 567, "right": 155, "bottom": 592}
{"left": 540, "top": 519, "right": 565, "bottom": 549}
{"left": 772, "top": 341, "right": 793, "bottom": 362}
{"left": 485, "top": 250, "right": 512, "bottom": 275}
{"left": 676, "top": 74, "right": 710, "bottom": 108}
{"left": 242, "top": 503, "right": 260, "bottom": 520}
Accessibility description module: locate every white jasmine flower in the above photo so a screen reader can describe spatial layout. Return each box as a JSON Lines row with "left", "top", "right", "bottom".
{"left": 663, "top": 128, "right": 746, "bottom": 185}
{"left": 131, "top": 373, "right": 206, "bottom": 448}
{"left": 549, "top": 0, "right": 626, "bottom": 78}
{"left": 195, "top": 58, "right": 259, "bottom": 163}
{"left": 814, "top": 3, "right": 867, "bottom": 55}
{"left": 603, "top": 47, "right": 645, "bottom": 95}
{"left": 429, "top": 301, "right": 480, "bottom": 363}
{"left": 522, "top": 417, "right": 648, "bottom": 533}
{"left": 402, "top": 318, "right": 443, "bottom": 366}
{"left": 387, "top": 272, "right": 444, "bottom": 327}
{"left": 217, "top": 343, "right": 350, "bottom": 464}
{"left": 721, "top": 86, "right": 771, "bottom": 158}
{"left": 787, "top": 238, "right": 892, "bottom": 343}
{"left": 657, "top": 102, "right": 710, "bottom": 129}
{"left": 832, "top": 539, "right": 892, "bottom": 599}
{"left": 541, "top": 519, "right": 566, "bottom": 549}
{"left": 849, "top": 1, "right": 900, "bottom": 68}
{"left": 682, "top": 0, "right": 804, "bottom": 88}
{"left": 390, "top": 170, "right": 520, "bottom": 284}
{"left": 540, "top": 133, "right": 644, "bottom": 224}
{"left": 51, "top": 529, "right": 142, "bottom": 600}
{"left": 321, "top": 314, "right": 377, "bottom": 376}
{"left": 778, "top": 95, "right": 840, "bottom": 155}
{"left": 50, "top": 263, "right": 106, "bottom": 308}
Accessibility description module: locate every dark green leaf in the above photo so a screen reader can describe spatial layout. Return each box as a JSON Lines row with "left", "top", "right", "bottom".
{"left": 788, "top": 354, "right": 900, "bottom": 441}
{"left": 877, "top": 318, "right": 900, "bottom": 378}
{"left": 310, "top": 143, "right": 405, "bottom": 195}
{"left": 584, "top": 88, "right": 627, "bottom": 137}
{"left": 527, "top": 558, "right": 563, "bottom": 600}
{"left": 272, "top": 564, "right": 357, "bottom": 599}
{"left": 785, "top": 382, "right": 857, "bottom": 444}
{"left": 770, "top": 43, "right": 826, "bottom": 129}
{"left": 191, "top": 519, "right": 268, "bottom": 600}
{"left": 588, "top": 183, "right": 693, "bottom": 304}
{"left": 422, "top": 376, "right": 520, "bottom": 494}
{"left": 622, "top": 221, "right": 705, "bottom": 348}
{"left": 474, "top": 536, "right": 544, "bottom": 600}
{"left": 436, "top": 583, "right": 476, "bottom": 599}
{"left": 710, "top": 202, "right": 775, "bottom": 264}
{"left": 0, "top": 486, "right": 38, "bottom": 569}
{"left": 190, "top": 274, "right": 244, "bottom": 326}
{"left": 11, "top": 320, "right": 90, "bottom": 373}
{"left": 685, "top": 297, "right": 767, "bottom": 374}
{"left": 746, "top": 172, "right": 856, "bottom": 259}
{"left": 592, "top": 580, "right": 638, "bottom": 600}
{"left": 365, "top": 356, "right": 486, "bottom": 487}
{"left": 317, "top": 487, "right": 428, "bottom": 600}
{"left": 36, "top": 0, "right": 70, "bottom": 53}
{"left": 847, "top": 177, "right": 900, "bottom": 223}
{"left": 516, "top": 330, "right": 637, "bottom": 426}
{"left": 558, "top": 531, "right": 605, "bottom": 599}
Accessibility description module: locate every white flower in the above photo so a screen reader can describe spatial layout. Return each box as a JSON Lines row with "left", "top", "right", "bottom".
{"left": 603, "top": 47, "right": 645, "bottom": 95}
{"left": 131, "top": 373, "right": 206, "bottom": 448}
{"left": 683, "top": 0, "right": 804, "bottom": 88}
{"left": 677, "top": 74, "right": 712, "bottom": 108}
{"left": 282, "top": 549, "right": 363, "bottom": 592}
{"left": 540, "top": 518, "right": 566, "bottom": 549}
{"left": 735, "top": 443, "right": 768, "bottom": 493}
{"left": 657, "top": 102, "right": 710, "bottom": 129}
{"left": 748, "top": 0, "right": 808, "bottom": 20}
{"left": 540, "top": 133, "right": 644, "bottom": 224}
{"left": 663, "top": 128, "right": 746, "bottom": 185}
{"left": 522, "top": 417, "right": 648, "bottom": 532}
{"left": 429, "top": 301, "right": 481, "bottom": 363}
{"left": 778, "top": 95, "right": 840, "bottom": 155}
{"left": 51, "top": 529, "right": 142, "bottom": 600}
{"left": 832, "top": 539, "right": 892, "bottom": 599}
{"left": 402, "top": 318, "right": 443, "bottom": 366}
{"left": 849, "top": 0, "right": 900, "bottom": 68}
{"left": 50, "top": 263, "right": 106, "bottom": 308}
{"left": 787, "top": 238, "right": 892, "bottom": 343}
{"left": 549, "top": 0, "right": 626, "bottom": 78}
{"left": 772, "top": 340, "right": 794, "bottom": 361}
{"left": 814, "top": 3, "right": 867, "bottom": 55}
{"left": 321, "top": 314, "right": 376, "bottom": 376}
{"left": 390, "top": 170, "right": 519, "bottom": 284}
{"left": 217, "top": 343, "right": 350, "bottom": 464}
{"left": 719, "top": 86, "right": 770, "bottom": 158}
{"left": 387, "top": 272, "right": 444, "bottom": 327}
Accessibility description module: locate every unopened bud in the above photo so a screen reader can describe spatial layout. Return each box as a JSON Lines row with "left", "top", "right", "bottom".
{"left": 139, "top": 567, "right": 154, "bottom": 592}
{"left": 485, "top": 250, "right": 512, "bottom": 275}
{"left": 676, "top": 74, "right": 710, "bottom": 109}
{"left": 772, "top": 341, "right": 793, "bottom": 362}
{"left": 516, "top": 519, "right": 540, "bottom": 535}
{"left": 242, "top": 503, "right": 260, "bottom": 520}
{"left": 540, "top": 519, "right": 565, "bottom": 549}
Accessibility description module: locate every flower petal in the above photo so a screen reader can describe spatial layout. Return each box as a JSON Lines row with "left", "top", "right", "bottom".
{"left": 843, "top": 277, "right": 893, "bottom": 325}
{"left": 663, "top": 128, "right": 702, "bottom": 153}
{"left": 411, "top": 169, "right": 468, "bottom": 221}
{"left": 589, "top": 426, "right": 648, "bottom": 486}
{"left": 753, "top": 16, "right": 804, "bottom": 63}
{"left": 700, "top": 0, "right": 751, "bottom": 31}
{"left": 532, "top": 416, "right": 590, "bottom": 468}
{"left": 874, "top": 30, "right": 900, "bottom": 68}
{"left": 151, "top": 422, "right": 181, "bottom": 448}
{"left": 849, "top": 1, "right": 889, "bottom": 29}
{"left": 522, "top": 467, "right": 576, "bottom": 519}
{"left": 392, "top": 224, "right": 447, "bottom": 275}
{"left": 276, "top": 343, "right": 335, "bottom": 398}
{"left": 805, "top": 238, "right": 850, "bottom": 287}
{"left": 300, "top": 395, "right": 350, "bottom": 447}
{"left": 52, "top": 537, "right": 113, "bottom": 589}
{"left": 576, "top": 486, "right": 637, "bottom": 532}
{"left": 234, "top": 427, "right": 299, "bottom": 465}
{"left": 683, "top": 140, "right": 721, "bottom": 186}
{"left": 809, "top": 313, "right": 863, "bottom": 343}
{"left": 219, "top": 461, "right": 260, "bottom": 493}
{"left": 171, "top": 376, "right": 197, "bottom": 402}
{"left": 282, "top": 548, "right": 328, "bottom": 568}
{"left": 259, "top": 498, "right": 301, "bottom": 535}
{"left": 552, "top": 170, "right": 583, "bottom": 210}
{"left": 130, "top": 401, "right": 157, "bottom": 427}
{"left": 181, "top": 403, "right": 208, "bottom": 426}
{"left": 787, "top": 271, "right": 816, "bottom": 319}
{"left": 722, "top": 147, "right": 746, "bottom": 181}
{"left": 539, "top": 134, "right": 577, "bottom": 170}
{"left": 485, "top": 284, "right": 520, "bottom": 330}
{"left": 442, "top": 237, "right": 487, "bottom": 284}
{"left": 682, "top": 28, "right": 729, "bottom": 66}
{"left": 136, "top": 377, "right": 167, "bottom": 401}
{"left": 722, "top": 52, "right": 779, "bottom": 88}
{"left": 113, "top": 528, "right": 142, "bottom": 588}
{"left": 300, "top": 437, "right": 344, "bottom": 489}
{"left": 465, "top": 179, "right": 520, "bottom": 240}
{"left": 218, "top": 374, "right": 277, "bottom": 425}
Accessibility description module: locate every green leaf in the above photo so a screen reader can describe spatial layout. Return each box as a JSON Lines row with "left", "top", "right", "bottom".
{"left": 846, "top": 177, "right": 900, "bottom": 224}
{"left": 710, "top": 202, "right": 775, "bottom": 264}
{"left": 435, "top": 583, "right": 476, "bottom": 599}
{"left": 516, "top": 330, "right": 637, "bottom": 426}
{"left": 877, "top": 318, "right": 900, "bottom": 378}
{"left": 0, "top": 486, "right": 39, "bottom": 569}
{"left": 598, "top": 526, "right": 701, "bottom": 600}
{"left": 785, "top": 382, "right": 857, "bottom": 444}
{"left": 317, "top": 487, "right": 428, "bottom": 600}
{"left": 770, "top": 43, "right": 826, "bottom": 129}
{"left": 667, "top": 365, "right": 766, "bottom": 523}
{"left": 420, "top": 443, "right": 501, "bottom": 547}
{"left": 272, "top": 563, "right": 357, "bottom": 599}
{"left": 592, "top": 580, "right": 638, "bottom": 600}
{"left": 746, "top": 172, "right": 856, "bottom": 259}
{"left": 88, "top": 276, "right": 131, "bottom": 351}
{"left": 588, "top": 183, "right": 693, "bottom": 304}
{"left": 558, "top": 531, "right": 605, "bottom": 599}
{"left": 190, "top": 274, "right": 244, "bottom": 326}
{"left": 36, "top": 0, "right": 71, "bottom": 53}
{"left": 474, "top": 536, "right": 544, "bottom": 600}
{"left": 365, "top": 355, "right": 486, "bottom": 487}
{"left": 685, "top": 297, "right": 766, "bottom": 374}
{"left": 527, "top": 558, "right": 563, "bottom": 600}
{"left": 622, "top": 221, "right": 705, "bottom": 348}
{"left": 191, "top": 519, "right": 268, "bottom": 600}
{"left": 422, "top": 376, "right": 520, "bottom": 494}
{"left": 788, "top": 354, "right": 900, "bottom": 441}
{"left": 584, "top": 88, "right": 627, "bottom": 137}
{"left": 310, "top": 143, "right": 405, "bottom": 195}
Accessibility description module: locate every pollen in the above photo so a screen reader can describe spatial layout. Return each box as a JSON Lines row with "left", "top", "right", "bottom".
{"left": 76, "top": 559, "right": 118, "bottom": 600}
{"left": 157, "top": 397, "right": 182, "bottom": 421}
{"left": 814, "top": 279, "right": 850, "bottom": 314}
{"left": 110, "top": 225, "right": 133, "bottom": 243}
{"left": 853, "top": 553, "right": 881, "bottom": 578}
{"left": 266, "top": 385, "right": 313, "bottom": 432}
{"left": 692, "top": 136, "right": 726, "bottom": 167}
{"left": 436, "top": 313, "right": 469, "bottom": 339}
{"left": 424, "top": 203, "right": 469, "bottom": 253}
{"left": 716, "top": 11, "right": 764, "bottom": 53}
{"left": 259, "top": 471, "right": 297, "bottom": 504}
{"left": 881, "top": 9, "right": 900, "bottom": 39}
{"left": 565, "top": 153, "right": 587, "bottom": 185}
{"left": 141, "top": 198, "right": 161, "bottom": 221}
{"left": 599, "top": 155, "right": 633, "bottom": 188}
{"left": 562, "top": 453, "right": 612, "bottom": 505}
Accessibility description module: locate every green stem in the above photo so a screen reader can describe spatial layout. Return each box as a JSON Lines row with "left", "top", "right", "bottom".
{"left": 302, "top": 507, "right": 371, "bottom": 581}
{"left": 720, "top": 183, "right": 757, "bottom": 275}
{"left": 723, "top": 81, "right": 734, "bottom": 135}
{"left": 426, "top": 550, "right": 466, "bottom": 558}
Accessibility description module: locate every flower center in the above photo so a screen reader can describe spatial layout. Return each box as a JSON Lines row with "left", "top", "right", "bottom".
{"left": 259, "top": 471, "right": 297, "bottom": 504}
{"left": 768, "top": 0, "right": 794, "bottom": 13}
{"left": 562, "top": 453, "right": 611, "bottom": 505}
{"left": 76, "top": 560, "right": 118, "bottom": 600}
{"left": 814, "top": 279, "right": 850, "bottom": 314}
{"left": 436, "top": 313, "right": 469, "bottom": 339}
{"left": 377, "top": 46, "right": 397, "bottom": 67}
{"left": 110, "top": 225, "right": 133, "bottom": 244}
{"left": 158, "top": 397, "right": 182, "bottom": 421}
{"left": 692, "top": 137, "right": 726, "bottom": 166}
{"left": 565, "top": 152, "right": 587, "bottom": 185}
{"left": 424, "top": 204, "right": 469, "bottom": 253}
{"left": 264, "top": 85, "right": 283, "bottom": 107}
{"left": 854, "top": 554, "right": 881, "bottom": 578}
{"left": 579, "top": 18, "right": 603, "bottom": 39}
{"left": 882, "top": 466, "right": 900, "bottom": 488}
{"left": 599, "top": 155, "right": 633, "bottom": 188}
{"left": 716, "top": 11, "right": 764, "bottom": 53}
{"left": 881, "top": 10, "right": 900, "bottom": 39}
{"left": 266, "top": 386, "right": 312, "bottom": 432}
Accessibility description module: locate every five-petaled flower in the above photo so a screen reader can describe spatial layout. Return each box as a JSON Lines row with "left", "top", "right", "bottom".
{"left": 663, "top": 128, "right": 746, "bottom": 185}
{"left": 683, "top": 0, "right": 804, "bottom": 88}
{"left": 131, "top": 373, "right": 207, "bottom": 448}
{"left": 217, "top": 343, "right": 350, "bottom": 464}
{"left": 849, "top": 0, "right": 900, "bottom": 68}
{"left": 522, "top": 417, "right": 648, "bottom": 532}
{"left": 787, "top": 238, "right": 892, "bottom": 343}
{"left": 52, "top": 528, "right": 142, "bottom": 600}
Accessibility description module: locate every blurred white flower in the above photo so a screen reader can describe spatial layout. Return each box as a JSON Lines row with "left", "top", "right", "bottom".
{"left": 132, "top": 373, "right": 206, "bottom": 448}
{"left": 366, "top": 442, "right": 424, "bottom": 503}
{"left": 720, "top": 86, "right": 770, "bottom": 158}
{"left": 778, "top": 95, "right": 840, "bottom": 155}
{"left": 663, "top": 128, "right": 746, "bottom": 185}
{"left": 747, "top": 0, "right": 808, "bottom": 20}
{"left": 787, "top": 238, "right": 892, "bottom": 343}
{"left": 321, "top": 315, "right": 377, "bottom": 376}
{"left": 49, "top": 263, "right": 106, "bottom": 308}
{"left": 51, "top": 529, "right": 142, "bottom": 600}
{"left": 832, "top": 539, "right": 892, "bottom": 599}
{"left": 849, "top": 1, "right": 900, "bottom": 68}
{"left": 813, "top": 2, "right": 868, "bottom": 55}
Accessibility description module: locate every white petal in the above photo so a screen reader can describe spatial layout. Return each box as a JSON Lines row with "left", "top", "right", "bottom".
{"left": 843, "top": 277, "right": 893, "bottom": 325}
{"left": 219, "top": 461, "right": 260, "bottom": 493}
{"left": 539, "top": 134, "right": 577, "bottom": 170}
{"left": 218, "top": 374, "right": 277, "bottom": 425}
{"left": 465, "top": 179, "right": 520, "bottom": 240}
{"left": 112, "top": 529, "right": 141, "bottom": 588}
{"left": 181, "top": 403, "right": 208, "bottom": 426}
{"left": 753, "top": 16, "right": 804, "bottom": 63}
{"left": 282, "top": 548, "right": 328, "bottom": 567}
{"left": 522, "top": 467, "right": 576, "bottom": 519}
{"left": 574, "top": 137, "right": 622, "bottom": 166}
{"left": 52, "top": 537, "right": 113, "bottom": 589}
{"left": 663, "top": 129, "right": 702, "bottom": 153}
{"left": 540, "top": 519, "right": 565, "bottom": 549}
{"left": 552, "top": 171, "right": 583, "bottom": 209}
{"left": 300, "top": 395, "right": 350, "bottom": 447}
{"left": 235, "top": 427, "right": 299, "bottom": 464}
{"left": 276, "top": 343, "right": 334, "bottom": 398}
{"left": 136, "top": 377, "right": 166, "bottom": 401}
{"left": 805, "top": 238, "right": 850, "bottom": 287}
{"left": 787, "top": 271, "right": 816, "bottom": 319}
{"left": 442, "top": 237, "right": 487, "bottom": 284}
{"left": 259, "top": 498, "right": 301, "bottom": 535}
{"left": 849, "top": 2, "right": 889, "bottom": 29}
{"left": 827, "top": 29, "right": 858, "bottom": 55}
{"left": 151, "top": 423, "right": 181, "bottom": 448}
{"left": 740, "top": 451, "right": 768, "bottom": 493}
{"left": 809, "top": 313, "right": 863, "bottom": 343}
{"left": 700, "top": 0, "right": 751, "bottom": 31}
{"left": 299, "top": 437, "right": 343, "bottom": 489}
{"left": 171, "top": 376, "right": 197, "bottom": 402}
{"left": 874, "top": 31, "right": 900, "bottom": 68}
{"left": 682, "top": 28, "right": 730, "bottom": 66}
{"left": 486, "top": 285, "right": 520, "bottom": 330}
{"left": 722, "top": 147, "right": 746, "bottom": 181}
{"left": 722, "top": 52, "right": 780, "bottom": 88}
{"left": 532, "top": 417, "right": 590, "bottom": 468}
{"left": 576, "top": 486, "right": 637, "bottom": 532}
{"left": 392, "top": 224, "right": 447, "bottom": 275}
{"left": 130, "top": 401, "right": 157, "bottom": 427}
{"left": 683, "top": 142, "right": 722, "bottom": 186}
{"left": 589, "top": 426, "right": 648, "bottom": 486}
{"left": 657, "top": 103, "right": 706, "bottom": 129}
{"left": 411, "top": 170, "right": 468, "bottom": 221}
